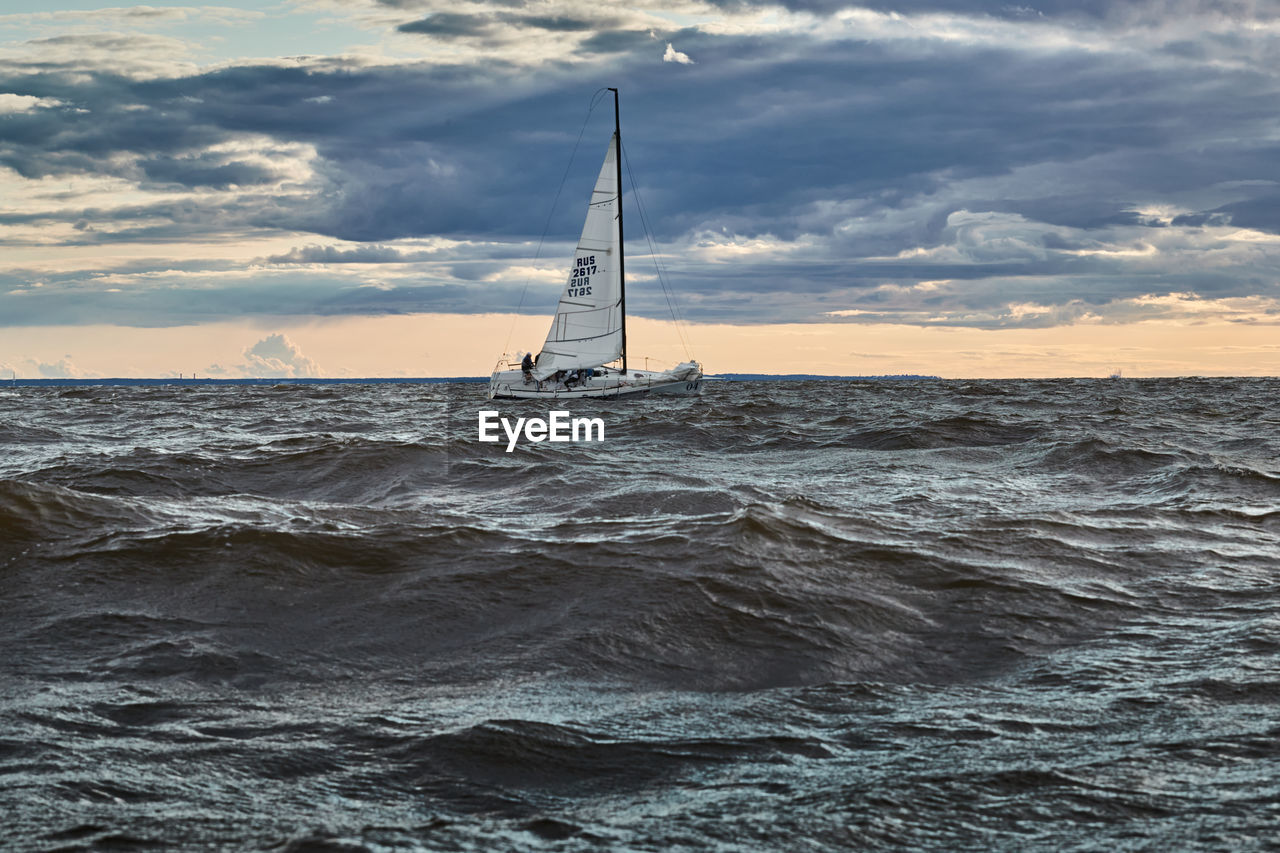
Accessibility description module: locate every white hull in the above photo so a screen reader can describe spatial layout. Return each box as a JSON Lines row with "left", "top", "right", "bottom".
{"left": 488, "top": 363, "right": 702, "bottom": 400}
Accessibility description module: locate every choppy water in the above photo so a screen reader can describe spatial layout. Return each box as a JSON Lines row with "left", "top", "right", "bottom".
{"left": 3, "top": 379, "right": 1280, "bottom": 850}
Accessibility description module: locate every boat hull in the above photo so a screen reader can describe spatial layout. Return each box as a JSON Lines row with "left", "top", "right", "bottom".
{"left": 488, "top": 364, "right": 703, "bottom": 400}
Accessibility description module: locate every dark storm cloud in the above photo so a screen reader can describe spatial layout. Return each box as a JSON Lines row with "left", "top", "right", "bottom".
{"left": 396, "top": 11, "right": 625, "bottom": 40}
{"left": 260, "top": 241, "right": 536, "bottom": 264}
{"left": 0, "top": 33, "right": 1198, "bottom": 238}
{"left": 500, "top": 14, "right": 606, "bottom": 31}
{"left": 4, "top": 0, "right": 1280, "bottom": 328}
{"left": 0, "top": 270, "right": 515, "bottom": 326}
{"left": 397, "top": 13, "right": 493, "bottom": 37}
{"left": 0, "top": 193, "right": 308, "bottom": 245}
{"left": 265, "top": 244, "right": 429, "bottom": 264}
{"left": 139, "top": 155, "right": 280, "bottom": 189}
{"left": 699, "top": 0, "right": 1278, "bottom": 18}
{"left": 1204, "top": 194, "right": 1280, "bottom": 233}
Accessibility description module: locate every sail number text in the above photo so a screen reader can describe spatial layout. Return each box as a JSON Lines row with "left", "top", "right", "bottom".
{"left": 569, "top": 255, "right": 596, "bottom": 298}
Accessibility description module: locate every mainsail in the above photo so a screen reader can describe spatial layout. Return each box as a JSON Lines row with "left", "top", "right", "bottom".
{"left": 533, "top": 136, "right": 623, "bottom": 380}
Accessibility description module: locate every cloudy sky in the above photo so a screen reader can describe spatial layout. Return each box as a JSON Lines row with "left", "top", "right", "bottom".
{"left": 2, "top": 0, "right": 1279, "bottom": 378}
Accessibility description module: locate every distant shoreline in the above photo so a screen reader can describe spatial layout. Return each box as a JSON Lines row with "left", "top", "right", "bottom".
{"left": 2, "top": 374, "right": 942, "bottom": 386}
{"left": 710, "top": 373, "right": 940, "bottom": 381}
{"left": 2, "top": 377, "right": 488, "bottom": 386}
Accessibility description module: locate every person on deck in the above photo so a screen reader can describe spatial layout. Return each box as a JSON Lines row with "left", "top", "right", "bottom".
{"left": 521, "top": 352, "right": 534, "bottom": 384}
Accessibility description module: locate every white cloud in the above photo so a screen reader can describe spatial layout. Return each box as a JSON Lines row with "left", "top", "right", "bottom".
{"left": 481, "top": 263, "right": 564, "bottom": 284}
{"left": 688, "top": 230, "right": 814, "bottom": 262}
{"left": 0, "top": 94, "right": 64, "bottom": 114}
{"left": 1, "top": 32, "right": 204, "bottom": 79}
{"left": 0, "top": 355, "right": 98, "bottom": 378}
{"left": 240, "top": 332, "right": 322, "bottom": 377}
{"left": 36, "top": 356, "right": 79, "bottom": 378}
{"left": 663, "top": 42, "right": 693, "bottom": 64}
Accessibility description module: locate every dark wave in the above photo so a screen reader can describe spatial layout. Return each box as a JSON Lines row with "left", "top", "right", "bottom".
{"left": 0, "top": 478, "right": 157, "bottom": 548}
{"left": 833, "top": 414, "right": 1043, "bottom": 450}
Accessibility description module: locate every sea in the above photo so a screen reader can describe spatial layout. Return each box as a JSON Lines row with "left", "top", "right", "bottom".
{"left": 2, "top": 378, "right": 1279, "bottom": 850}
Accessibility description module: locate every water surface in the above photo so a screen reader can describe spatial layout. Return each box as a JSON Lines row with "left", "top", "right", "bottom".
{"left": 2, "top": 379, "right": 1279, "bottom": 849}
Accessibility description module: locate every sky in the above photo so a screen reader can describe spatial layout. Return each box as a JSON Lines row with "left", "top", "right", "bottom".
{"left": 1, "top": 0, "right": 1279, "bottom": 378}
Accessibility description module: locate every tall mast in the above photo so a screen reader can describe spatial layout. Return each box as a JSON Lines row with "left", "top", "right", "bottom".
{"left": 608, "top": 87, "right": 626, "bottom": 374}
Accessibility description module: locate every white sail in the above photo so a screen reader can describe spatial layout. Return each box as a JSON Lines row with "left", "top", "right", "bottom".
{"left": 533, "top": 136, "right": 622, "bottom": 380}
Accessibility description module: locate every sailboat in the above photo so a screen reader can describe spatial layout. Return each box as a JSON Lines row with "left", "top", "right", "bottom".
{"left": 488, "top": 89, "right": 702, "bottom": 400}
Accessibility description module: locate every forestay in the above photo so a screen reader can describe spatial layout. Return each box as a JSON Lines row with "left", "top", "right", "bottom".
{"left": 533, "top": 136, "right": 622, "bottom": 380}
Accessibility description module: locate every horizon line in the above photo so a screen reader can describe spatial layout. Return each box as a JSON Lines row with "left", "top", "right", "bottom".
{"left": 4, "top": 374, "right": 1276, "bottom": 386}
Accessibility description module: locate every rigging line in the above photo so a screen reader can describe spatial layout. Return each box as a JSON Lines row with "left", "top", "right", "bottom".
{"left": 620, "top": 141, "right": 694, "bottom": 361}
{"left": 502, "top": 88, "right": 611, "bottom": 357}
{"left": 632, "top": 178, "right": 693, "bottom": 361}
{"left": 620, "top": 141, "right": 690, "bottom": 358}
